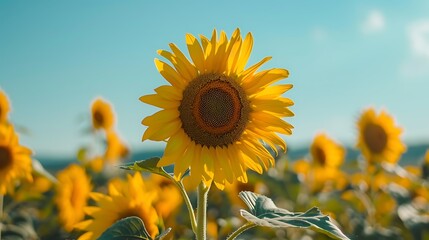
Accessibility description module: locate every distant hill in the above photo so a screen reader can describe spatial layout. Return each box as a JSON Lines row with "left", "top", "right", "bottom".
{"left": 37, "top": 143, "right": 429, "bottom": 172}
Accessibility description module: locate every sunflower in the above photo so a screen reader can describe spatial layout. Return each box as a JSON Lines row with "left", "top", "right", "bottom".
{"left": 55, "top": 164, "right": 92, "bottom": 232}
{"left": 148, "top": 174, "right": 182, "bottom": 219}
{"left": 0, "top": 124, "right": 32, "bottom": 195}
{"left": 0, "top": 90, "right": 11, "bottom": 123}
{"left": 90, "top": 98, "right": 115, "bottom": 131}
{"left": 293, "top": 134, "right": 347, "bottom": 193}
{"left": 75, "top": 173, "right": 160, "bottom": 240}
{"left": 141, "top": 29, "right": 294, "bottom": 189}
{"left": 13, "top": 174, "right": 53, "bottom": 201}
{"left": 310, "top": 133, "right": 345, "bottom": 168}
{"left": 104, "top": 131, "right": 129, "bottom": 163}
{"left": 356, "top": 108, "right": 406, "bottom": 165}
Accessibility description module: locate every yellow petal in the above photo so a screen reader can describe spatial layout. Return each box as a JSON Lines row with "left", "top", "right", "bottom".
{"left": 141, "top": 109, "right": 179, "bottom": 126}
{"left": 215, "top": 147, "right": 233, "bottom": 184}
{"left": 236, "top": 32, "right": 253, "bottom": 73}
{"left": 190, "top": 144, "right": 204, "bottom": 185}
{"left": 169, "top": 43, "right": 198, "bottom": 80}
{"left": 186, "top": 34, "right": 205, "bottom": 72}
{"left": 154, "top": 58, "right": 186, "bottom": 89}
{"left": 174, "top": 141, "right": 195, "bottom": 180}
{"left": 238, "top": 57, "right": 272, "bottom": 83}
{"left": 154, "top": 85, "right": 182, "bottom": 100}
{"left": 158, "top": 130, "right": 190, "bottom": 167}
{"left": 142, "top": 119, "right": 181, "bottom": 141}
{"left": 139, "top": 94, "right": 179, "bottom": 109}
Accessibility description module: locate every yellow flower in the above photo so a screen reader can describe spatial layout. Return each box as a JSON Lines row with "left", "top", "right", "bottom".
{"left": 356, "top": 108, "right": 406, "bottom": 164}
{"left": 104, "top": 131, "right": 129, "bottom": 163}
{"left": 83, "top": 156, "right": 104, "bottom": 173}
{"left": 148, "top": 174, "right": 182, "bottom": 219}
{"left": 91, "top": 98, "right": 115, "bottom": 131}
{"left": 55, "top": 164, "right": 92, "bottom": 232}
{"left": 141, "top": 29, "right": 294, "bottom": 189}
{"left": 310, "top": 133, "right": 345, "bottom": 168}
{"left": 0, "top": 124, "right": 32, "bottom": 195}
{"left": 0, "top": 90, "right": 11, "bottom": 123}
{"left": 75, "top": 173, "right": 160, "bottom": 240}
{"left": 303, "top": 166, "right": 348, "bottom": 193}
{"left": 13, "top": 174, "right": 53, "bottom": 201}
{"left": 294, "top": 134, "right": 347, "bottom": 193}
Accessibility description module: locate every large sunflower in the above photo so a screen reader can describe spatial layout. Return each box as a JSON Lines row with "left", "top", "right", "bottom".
{"left": 75, "top": 173, "right": 160, "bottom": 240}
{"left": 55, "top": 164, "right": 92, "bottom": 232}
{"left": 141, "top": 29, "right": 294, "bottom": 189}
{"left": 356, "top": 108, "right": 406, "bottom": 165}
{"left": 310, "top": 133, "right": 345, "bottom": 168}
{"left": 90, "top": 98, "right": 115, "bottom": 131}
{"left": 0, "top": 124, "right": 32, "bottom": 195}
{"left": 0, "top": 90, "right": 11, "bottom": 123}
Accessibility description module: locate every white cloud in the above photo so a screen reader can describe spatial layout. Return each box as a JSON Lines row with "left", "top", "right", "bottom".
{"left": 362, "top": 10, "right": 385, "bottom": 34}
{"left": 311, "top": 27, "right": 328, "bottom": 42}
{"left": 409, "top": 20, "right": 429, "bottom": 58}
{"left": 400, "top": 20, "right": 429, "bottom": 79}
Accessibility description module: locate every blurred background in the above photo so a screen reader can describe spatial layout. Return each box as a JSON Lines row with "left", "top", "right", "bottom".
{"left": 1, "top": 1, "right": 428, "bottom": 164}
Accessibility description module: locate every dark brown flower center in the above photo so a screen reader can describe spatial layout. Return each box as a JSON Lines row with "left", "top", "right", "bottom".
{"left": 93, "top": 110, "right": 104, "bottom": 127}
{"left": 313, "top": 147, "right": 326, "bottom": 166}
{"left": 0, "top": 145, "right": 12, "bottom": 170}
{"left": 363, "top": 123, "right": 388, "bottom": 154}
{"left": 179, "top": 73, "right": 250, "bottom": 147}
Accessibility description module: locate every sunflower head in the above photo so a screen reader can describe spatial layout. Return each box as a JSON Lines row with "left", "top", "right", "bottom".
{"left": 55, "top": 164, "right": 92, "bottom": 232}
{"left": 310, "top": 133, "right": 345, "bottom": 168}
{"left": 356, "top": 108, "right": 406, "bottom": 165}
{"left": 75, "top": 173, "right": 160, "bottom": 240}
{"left": 104, "top": 131, "right": 129, "bottom": 163}
{"left": 148, "top": 174, "right": 182, "bottom": 219}
{"left": 0, "top": 124, "right": 32, "bottom": 195}
{"left": 141, "top": 29, "right": 294, "bottom": 189}
{"left": 0, "top": 90, "right": 11, "bottom": 123}
{"left": 90, "top": 98, "right": 115, "bottom": 131}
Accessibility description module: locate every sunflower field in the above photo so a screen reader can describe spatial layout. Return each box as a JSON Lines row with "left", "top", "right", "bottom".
{"left": 1, "top": 28, "right": 429, "bottom": 240}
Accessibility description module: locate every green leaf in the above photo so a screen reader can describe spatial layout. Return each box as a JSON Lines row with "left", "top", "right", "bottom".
{"left": 155, "top": 228, "right": 172, "bottom": 240}
{"left": 239, "top": 191, "right": 350, "bottom": 240}
{"left": 119, "top": 157, "right": 190, "bottom": 181}
{"left": 120, "top": 157, "right": 171, "bottom": 179}
{"left": 98, "top": 216, "right": 152, "bottom": 240}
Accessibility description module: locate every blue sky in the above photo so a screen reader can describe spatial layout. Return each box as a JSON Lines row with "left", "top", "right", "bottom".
{"left": 1, "top": 1, "right": 429, "bottom": 157}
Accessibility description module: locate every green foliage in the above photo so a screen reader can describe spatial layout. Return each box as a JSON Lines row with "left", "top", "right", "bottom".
{"left": 120, "top": 157, "right": 189, "bottom": 180}
{"left": 239, "top": 191, "right": 350, "bottom": 240}
{"left": 98, "top": 216, "right": 171, "bottom": 240}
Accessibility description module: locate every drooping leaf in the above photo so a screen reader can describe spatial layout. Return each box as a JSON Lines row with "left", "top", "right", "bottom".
{"left": 98, "top": 216, "right": 152, "bottom": 240}
{"left": 155, "top": 228, "right": 172, "bottom": 240}
{"left": 120, "top": 157, "right": 171, "bottom": 179}
{"left": 120, "top": 157, "right": 190, "bottom": 180}
{"left": 239, "top": 191, "right": 350, "bottom": 240}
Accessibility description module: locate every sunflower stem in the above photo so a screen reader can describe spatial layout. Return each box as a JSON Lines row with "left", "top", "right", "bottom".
{"left": 175, "top": 181, "right": 197, "bottom": 234}
{"left": 196, "top": 182, "right": 210, "bottom": 240}
{"left": 226, "top": 222, "right": 256, "bottom": 240}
